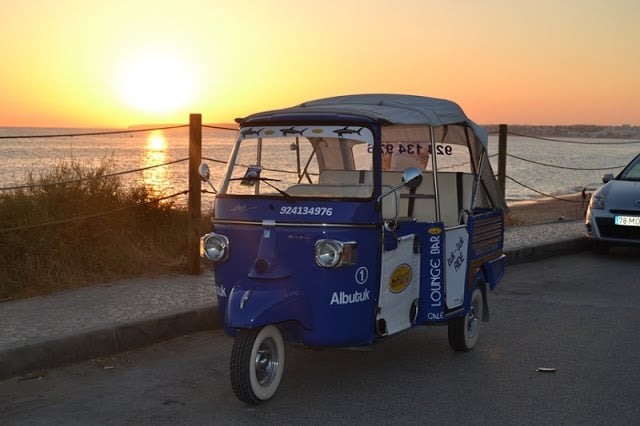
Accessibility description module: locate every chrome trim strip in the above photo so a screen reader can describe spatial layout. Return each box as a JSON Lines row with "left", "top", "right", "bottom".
{"left": 212, "top": 218, "right": 378, "bottom": 229}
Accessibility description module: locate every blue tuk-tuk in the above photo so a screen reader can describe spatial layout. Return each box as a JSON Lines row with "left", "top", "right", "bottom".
{"left": 200, "top": 94, "right": 506, "bottom": 404}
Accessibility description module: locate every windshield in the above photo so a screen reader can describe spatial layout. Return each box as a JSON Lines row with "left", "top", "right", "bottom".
{"left": 220, "top": 125, "right": 374, "bottom": 198}
{"left": 619, "top": 154, "right": 640, "bottom": 181}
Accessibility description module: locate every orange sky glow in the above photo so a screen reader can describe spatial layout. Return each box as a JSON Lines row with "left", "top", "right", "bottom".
{"left": 2, "top": 0, "right": 639, "bottom": 128}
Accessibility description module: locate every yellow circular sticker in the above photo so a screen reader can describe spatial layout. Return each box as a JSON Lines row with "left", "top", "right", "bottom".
{"left": 389, "top": 264, "right": 412, "bottom": 293}
{"left": 428, "top": 227, "right": 442, "bottom": 235}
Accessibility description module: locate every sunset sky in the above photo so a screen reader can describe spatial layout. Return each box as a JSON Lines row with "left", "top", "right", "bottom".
{"left": 2, "top": 0, "right": 639, "bottom": 128}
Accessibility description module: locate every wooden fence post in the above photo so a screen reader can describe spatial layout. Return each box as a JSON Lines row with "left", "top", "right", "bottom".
{"left": 188, "top": 113, "right": 202, "bottom": 275}
{"left": 498, "top": 124, "right": 507, "bottom": 199}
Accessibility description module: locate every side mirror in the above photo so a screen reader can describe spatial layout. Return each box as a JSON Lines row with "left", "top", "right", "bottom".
{"left": 198, "top": 163, "right": 218, "bottom": 194}
{"left": 377, "top": 167, "right": 424, "bottom": 209}
{"left": 602, "top": 173, "right": 614, "bottom": 183}
{"left": 402, "top": 167, "right": 423, "bottom": 189}
{"left": 199, "top": 163, "right": 210, "bottom": 181}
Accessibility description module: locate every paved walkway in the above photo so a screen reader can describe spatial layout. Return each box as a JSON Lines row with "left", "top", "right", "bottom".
{"left": 0, "top": 220, "right": 587, "bottom": 380}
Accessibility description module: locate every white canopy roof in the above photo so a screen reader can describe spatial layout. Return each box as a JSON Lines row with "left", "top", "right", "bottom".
{"left": 241, "top": 94, "right": 505, "bottom": 210}
{"left": 244, "top": 94, "right": 488, "bottom": 149}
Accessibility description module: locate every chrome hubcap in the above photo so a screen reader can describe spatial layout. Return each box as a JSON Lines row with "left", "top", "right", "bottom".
{"left": 254, "top": 338, "right": 279, "bottom": 386}
{"left": 466, "top": 304, "right": 479, "bottom": 338}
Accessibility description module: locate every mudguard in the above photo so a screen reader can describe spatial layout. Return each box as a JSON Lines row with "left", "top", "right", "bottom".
{"left": 483, "top": 253, "right": 506, "bottom": 290}
{"left": 225, "top": 281, "right": 312, "bottom": 330}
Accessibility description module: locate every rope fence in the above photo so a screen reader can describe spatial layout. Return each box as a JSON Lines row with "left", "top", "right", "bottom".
{"left": 504, "top": 132, "right": 640, "bottom": 145}
{"left": 505, "top": 153, "right": 625, "bottom": 171}
{"left": 0, "top": 123, "right": 234, "bottom": 242}
{"left": 0, "top": 124, "right": 189, "bottom": 139}
{"left": 0, "top": 124, "right": 238, "bottom": 192}
{"left": 1, "top": 124, "right": 635, "bottom": 230}
{"left": 0, "top": 190, "right": 189, "bottom": 233}
{"left": 491, "top": 129, "right": 637, "bottom": 202}
{"left": 0, "top": 158, "right": 189, "bottom": 192}
{"left": 202, "top": 124, "right": 237, "bottom": 132}
{"left": 505, "top": 176, "right": 583, "bottom": 203}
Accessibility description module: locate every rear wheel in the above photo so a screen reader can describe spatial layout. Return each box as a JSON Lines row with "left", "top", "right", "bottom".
{"left": 230, "top": 325, "right": 285, "bottom": 404}
{"left": 448, "top": 287, "right": 483, "bottom": 351}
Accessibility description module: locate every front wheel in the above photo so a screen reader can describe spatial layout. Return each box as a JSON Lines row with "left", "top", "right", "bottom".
{"left": 448, "top": 287, "right": 483, "bottom": 351}
{"left": 230, "top": 325, "right": 285, "bottom": 404}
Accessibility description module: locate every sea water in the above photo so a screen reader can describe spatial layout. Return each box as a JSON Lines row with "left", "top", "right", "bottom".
{"left": 0, "top": 126, "right": 233, "bottom": 209}
{"left": 1, "top": 126, "right": 639, "bottom": 207}
{"left": 485, "top": 133, "right": 640, "bottom": 200}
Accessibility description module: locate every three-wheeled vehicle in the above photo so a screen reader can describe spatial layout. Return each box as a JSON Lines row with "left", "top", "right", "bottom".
{"left": 200, "top": 94, "right": 507, "bottom": 404}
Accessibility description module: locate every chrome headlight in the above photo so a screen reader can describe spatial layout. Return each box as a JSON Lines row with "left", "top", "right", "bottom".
{"left": 314, "top": 239, "right": 357, "bottom": 268}
{"left": 200, "top": 233, "right": 230, "bottom": 262}
{"left": 590, "top": 194, "right": 605, "bottom": 210}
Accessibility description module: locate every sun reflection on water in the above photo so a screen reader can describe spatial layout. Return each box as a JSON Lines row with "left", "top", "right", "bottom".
{"left": 142, "top": 130, "right": 171, "bottom": 199}
{"left": 147, "top": 131, "right": 168, "bottom": 151}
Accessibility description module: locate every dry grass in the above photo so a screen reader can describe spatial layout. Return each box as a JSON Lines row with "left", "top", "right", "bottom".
{"left": 0, "top": 159, "right": 590, "bottom": 302}
{"left": 0, "top": 159, "right": 206, "bottom": 302}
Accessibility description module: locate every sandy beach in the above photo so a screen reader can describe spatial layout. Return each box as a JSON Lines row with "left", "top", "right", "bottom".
{"left": 506, "top": 192, "right": 588, "bottom": 226}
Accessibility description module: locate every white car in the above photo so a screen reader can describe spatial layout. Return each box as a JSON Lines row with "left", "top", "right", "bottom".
{"left": 585, "top": 153, "right": 640, "bottom": 252}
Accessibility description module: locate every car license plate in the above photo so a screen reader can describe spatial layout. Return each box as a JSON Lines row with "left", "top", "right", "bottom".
{"left": 614, "top": 215, "right": 640, "bottom": 227}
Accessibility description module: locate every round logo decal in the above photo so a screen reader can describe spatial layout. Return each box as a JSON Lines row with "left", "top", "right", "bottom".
{"left": 389, "top": 263, "right": 412, "bottom": 293}
{"left": 428, "top": 227, "right": 442, "bottom": 235}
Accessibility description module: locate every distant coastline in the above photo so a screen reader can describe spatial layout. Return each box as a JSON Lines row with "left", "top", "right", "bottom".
{"left": 132, "top": 123, "right": 640, "bottom": 139}
{"left": 483, "top": 124, "right": 640, "bottom": 139}
{"left": 127, "top": 123, "right": 238, "bottom": 130}
{"left": 3, "top": 124, "right": 638, "bottom": 139}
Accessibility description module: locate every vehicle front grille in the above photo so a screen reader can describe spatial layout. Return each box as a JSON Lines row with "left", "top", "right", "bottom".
{"left": 596, "top": 217, "right": 640, "bottom": 240}
{"left": 609, "top": 209, "right": 640, "bottom": 215}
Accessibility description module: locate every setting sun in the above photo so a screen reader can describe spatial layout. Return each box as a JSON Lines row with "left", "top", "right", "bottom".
{"left": 118, "top": 51, "right": 195, "bottom": 115}
{"left": 1, "top": 1, "right": 640, "bottom": 127}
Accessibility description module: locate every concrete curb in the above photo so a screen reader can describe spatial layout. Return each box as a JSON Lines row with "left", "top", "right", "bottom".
{"left": 0, "top": 304, "right": 219, "bottom": 381}
{"left": 0, "top": 237, "right": 591, "bottom": 381}
{"left": 506, "top": 237, "right": 590, "bottom": 265}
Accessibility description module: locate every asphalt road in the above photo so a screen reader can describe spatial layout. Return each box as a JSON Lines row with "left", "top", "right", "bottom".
{"left": 1, "top": 250, "right": 639, "bottom": 425}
